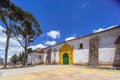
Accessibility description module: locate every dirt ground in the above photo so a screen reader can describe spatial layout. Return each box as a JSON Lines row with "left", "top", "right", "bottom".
{"left": 0, "top": 66, "right": 120, "bottom": 80}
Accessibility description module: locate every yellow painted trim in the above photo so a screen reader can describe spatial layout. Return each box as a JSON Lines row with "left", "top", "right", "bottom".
{"left": 59, "top": 43, "right": 73, "bottom": 64}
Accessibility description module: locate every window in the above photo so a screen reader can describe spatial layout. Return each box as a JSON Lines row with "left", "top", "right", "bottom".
{"left": 79, "top": 43, "right": 83, "bottom": 49}
{"left": 39, "top": 55, "right": 41, "bottom": 59}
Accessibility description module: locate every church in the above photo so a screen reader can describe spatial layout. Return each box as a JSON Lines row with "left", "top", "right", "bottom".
{"left": 27, "top": 26, "right": 120, "bottom": 67}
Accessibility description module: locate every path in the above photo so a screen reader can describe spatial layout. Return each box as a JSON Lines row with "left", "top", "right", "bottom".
{"left": 0, "top": 65, "right": 120, "bottom": 80}
{"left": 0, "top": 65, "right": 69, "bottom": 77}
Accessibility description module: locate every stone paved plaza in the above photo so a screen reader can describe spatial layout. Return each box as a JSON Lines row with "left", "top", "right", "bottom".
{"left": 0, "top": 65, "right": 120, "bottom": 80}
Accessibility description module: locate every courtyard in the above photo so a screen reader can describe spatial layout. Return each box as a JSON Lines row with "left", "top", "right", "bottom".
{"left": 0, "top": 65, "right": 120, "bottom": 80}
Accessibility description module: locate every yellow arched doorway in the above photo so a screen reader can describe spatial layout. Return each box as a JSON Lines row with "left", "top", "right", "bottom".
{"left": 59, "top": 43, "right": 73, "bottom": 64}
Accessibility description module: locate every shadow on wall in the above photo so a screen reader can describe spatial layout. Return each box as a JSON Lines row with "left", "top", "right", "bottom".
{"left": 113, "top": 36, "right": 120, "bottom": 67}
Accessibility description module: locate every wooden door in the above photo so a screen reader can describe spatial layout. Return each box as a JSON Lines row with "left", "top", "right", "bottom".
{"left": 63, "top": 53, "right": 69, "bottom": 64}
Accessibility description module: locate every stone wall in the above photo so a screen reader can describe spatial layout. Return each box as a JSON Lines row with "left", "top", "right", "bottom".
{"left": 45, "top": 48, "right": 52, "bottom": 63}
{"left": 113, "top": 36, "right": 120, "bottom": 67}
{"left": 89, "top": 37, "right": 99, "bottom": 67}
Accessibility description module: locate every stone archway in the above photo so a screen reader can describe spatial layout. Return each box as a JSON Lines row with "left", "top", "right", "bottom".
{"left": 59, "top": 43, "right": 73, "bottom": 64}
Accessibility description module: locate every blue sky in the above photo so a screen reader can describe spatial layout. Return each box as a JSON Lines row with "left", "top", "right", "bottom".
{"left": 11, "top": 0, "right": 120, "bottom": 46}
{"left": 0, "top": 0, "right": 120, "bottom": 58}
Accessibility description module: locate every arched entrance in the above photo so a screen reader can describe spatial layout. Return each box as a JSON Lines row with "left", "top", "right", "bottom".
{"left": 59, "top": 43, "right": 73, "bottom": 64}
{"left": 63, "top": 53, "right": 69, "bottom": 64}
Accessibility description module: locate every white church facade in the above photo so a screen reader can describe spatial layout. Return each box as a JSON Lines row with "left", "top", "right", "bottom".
{"left": 28, "top": 26, "right": 120, "bottom": 67}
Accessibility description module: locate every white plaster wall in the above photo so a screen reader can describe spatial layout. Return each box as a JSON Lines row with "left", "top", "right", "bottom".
{"left": 51, "top": 52, "right": 55, "bottom": 63}
{"left": 55, "top": 52, "right": 59, "bottom": 63}
{"left": 43, "top": 44, "right": 63, "bottom": 63}
{"left": 43, "top": 49, "right": 47, "bottom": 63}
{"left": 43, "top": 53, "right": 47, "bottom": 63}
{"left": 96, "top": 28, "right": 120, "bottom": 64}
{"left": 50, "top": 44, "right": 63, "bottom": 63}
{"left": 99, "top": 48, "right": 116, "bottom": 63}
{"left": 65, "top": 39, "right": 89, "bottom": 64}
{"left": 43, "top": 27, "right": 120, "bottom": 64}
{"left": 27, "top": 52, "right": 43, "bottom": 65}
{"left": 50, "top": 51, "right": 59, "bottom": 63}
{"left": 97, "top": 29, "right": 120, "bottom": 48}
{"left": 73, "top": 49, "right": 89, "bottom": 63}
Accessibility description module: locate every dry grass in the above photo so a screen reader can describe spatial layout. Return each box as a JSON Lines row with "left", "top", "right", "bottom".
{"left": 0, "top": 66, "right": 120, "bottom": 80}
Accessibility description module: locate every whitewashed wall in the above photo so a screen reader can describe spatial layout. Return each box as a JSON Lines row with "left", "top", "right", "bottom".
{"left": 43, "top": 44, "right": 63, "bottom": 63}
{"left": 99, "top": 48, "right": 116, "bottom": 64}
{"left": 66, "top": 39, "right": 89, "bottom": 64}
{"left": 43, "top": 53, "right": 47, "bottom": 63}
{"left": 97, "top": 28, "right": 120, "bottom": 65}
{"left": 73, "top": 49, "right": 89, "bottom": 63}
{"left": 50, "top": 44, "right": 63, "bottom": 63}
{"left": 43, "top": 27, "right": 120, "bottom": 65}
{"left": 27, "top": 52, "right": 44, "bottom": 65}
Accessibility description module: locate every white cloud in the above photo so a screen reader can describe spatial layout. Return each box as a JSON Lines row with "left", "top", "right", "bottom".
{"left": 30, "top": 44, "right": 47, "bottom": 50}
{"left": 0, "top": 25, "right": 24, "bottom": 59}
{"left": 0, "top": 25, "right": 6, "bottom": 38}
{"left": 45, "top": 40, "right": 56, "bottom": 46}
{"left": 0, "top": 25, "right": 5, "bottom": 30}
{"left": 93, "top": 25, "right": 118, "bottom": 33}
{"left": 65, "top": 36, "right": 76, "bottom": 41}
{"left": 47, "top": 30, "right": 60, "bottom": 39}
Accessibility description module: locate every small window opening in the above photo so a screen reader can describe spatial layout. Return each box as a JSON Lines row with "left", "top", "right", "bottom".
{"left": 79, "top": 43, "right": 83, "bottom": 49}
{"left": 39, "top": 55, "right": 41, "bottom": 59}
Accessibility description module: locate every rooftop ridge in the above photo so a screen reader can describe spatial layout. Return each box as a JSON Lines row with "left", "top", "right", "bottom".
{"left": 43, "top": 25, "right": 120, "bottom": 49}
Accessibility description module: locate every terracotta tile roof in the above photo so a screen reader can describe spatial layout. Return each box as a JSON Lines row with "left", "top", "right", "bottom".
{"left": 34, "top": 48, "right": 44, "bottom": 53}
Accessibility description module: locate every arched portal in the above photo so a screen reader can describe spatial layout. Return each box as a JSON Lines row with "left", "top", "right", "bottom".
{"left": 63, "top": 53, "right": 69, "bottom": 64}
{"left": 59, "top": 43, "right": 73, "bottom": 64}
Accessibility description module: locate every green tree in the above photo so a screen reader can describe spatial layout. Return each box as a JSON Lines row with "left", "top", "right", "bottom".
{"left": 0, "top": 0, "right": 31, "bottom": 68}
{"left": 18, "top": 52, "right": 24, "bottom": 64}
{"left": 10, "top": 54, "right": 19, "bottom": 65}
{"left": 0, "top": 0, "right": 18, "bottom": 68}
{"left": 0, "top": 57, "right": 3, "bottom": 65}
{"left": 13, "top": 12, "right": 42, "bottom": 66}
{"left": 0, "top": 0, "right": 10, "bottom": 68}
{"left": 0, "top": 0, "right": 42, "bottom": 67}
{"left": 27, "top": 48, "right": 33, "bottom": 54}
{"left": 18, "top": 48, "right": 32, "bottom": 64}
